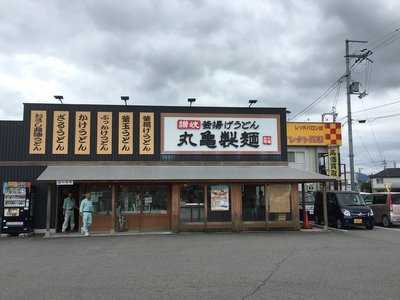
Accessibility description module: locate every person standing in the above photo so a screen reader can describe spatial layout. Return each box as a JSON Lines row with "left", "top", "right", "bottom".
{"left": 79, "top": 193, "right": 94, "bottom": 236}
{"left": 62, "top": 193, "right": 75, "bottom": 233}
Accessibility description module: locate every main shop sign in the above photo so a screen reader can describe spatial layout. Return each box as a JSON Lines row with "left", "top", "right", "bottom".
{"left": 161, "top": 113, "right": 281, "bottom": 154}
{"left": 27, "top": 106, "right": 284, "bottom": 160}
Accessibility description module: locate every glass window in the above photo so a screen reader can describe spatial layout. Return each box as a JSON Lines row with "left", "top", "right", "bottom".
{"left": 295, "top": 152, "right": 305, "bottom": 163}
{"left": 142, "top": 186, "right": 168, "bottom": 214}
{"left": 207, "top": 184, "right": 231, "bottom": 222}
{"left": 361, "top": 194, "right": 373, "bottom": 205}
{"left": 288, "top": 152, "right": 295, "bottom": 162}
{"left": 373, "top": 194, "right": 386, "bottom": 205}
{"left": 117, "top": 185, "right": 141, "bottom": 214}
{"left": 116, "top": 185, "right": 168, "bottom": 215}
{"left": 392, "top": 194, "right": 400, "bottom": 205}
{"left": 89, "top": 185, "right": 112, "bottom": 215}
{"left": 180, "top": 185, "right": 204, "bottom": 223}
{"left": 336, "top": 193, "right": 366, "bottom": 206}
{"left": 376, "top": 178, "right": 383, "bottom": 184}
{"left": 242, "top": 185, "right": 265, "bottom": 221}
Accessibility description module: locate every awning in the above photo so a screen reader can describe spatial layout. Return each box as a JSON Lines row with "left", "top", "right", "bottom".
{"left": 37, "top": 165, "right": 334, "bottom": 183}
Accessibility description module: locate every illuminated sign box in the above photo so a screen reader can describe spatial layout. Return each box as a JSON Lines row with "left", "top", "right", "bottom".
{"left": 161, "top": 113, "right": 281, "bottom": 155}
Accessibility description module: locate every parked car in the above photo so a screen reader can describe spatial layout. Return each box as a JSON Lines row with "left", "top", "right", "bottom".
{"left": 314, "top": 191, "right": 374, "bottom": 229}
{"left": 299, "top": 191, "right": 315, "bottom": 221}
{"left": 362, "top": 192, "right": 400, "bottom": 227}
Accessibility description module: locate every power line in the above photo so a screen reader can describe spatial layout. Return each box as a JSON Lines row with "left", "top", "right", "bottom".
{"left": 290, "top": 75, "right": 345, "bottom": 120}
{"left": 339, "top": 96, "right": 400, "bottom": 120}
{"left": 369, "top": 112, "right": 400, "bottom": 121}
{"left": 368, "top": 122, "right": 385, "bottom": 163}
{"left": 370, "top": 27, "right": 400, "bottom": 51}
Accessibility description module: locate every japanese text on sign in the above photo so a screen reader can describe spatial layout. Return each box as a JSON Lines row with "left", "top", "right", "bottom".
{"left": 328, "top": 147, "right": 339, "bottom": 177}
{"left": 52, "top": 111, "right": 69, "bottom": 155}
{"left": 139, "top": 112, "right": 154, "bottom": 155}
{"left": 287, "top": 122, "right": 342, "bottom": 146}
{"left": 118, "top": 112, "right": 133, "bottom": 155}
{"left": 97, "top": 112, "right": 113, "bottom": 155}
{"left": 161, "top": 114, "right": 280, "bottom": 154}
{"left": 75, "top": 111, "right": 91, "bottom": 155}
{"left": 29, "top": 110, "right": 47, "bottom": 154}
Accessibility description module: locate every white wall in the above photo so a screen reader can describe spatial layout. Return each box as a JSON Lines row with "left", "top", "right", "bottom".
{"left": 371, "top": 177, "right": 400, "bottom": 191}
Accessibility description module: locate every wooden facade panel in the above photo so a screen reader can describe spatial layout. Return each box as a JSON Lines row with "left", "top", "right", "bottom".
{"left": 91, "top": 215, "right": 113, "bottom": 232}
{"left": 231, "top": 184, "right": 242, "bottom": 231}
{"left": 171, "top": 184, "right": 180, "bottom": 232}
{"left": 290, "top": 183, "right": 300, "bottom": 229}
{"left": 269, "top": 184, "right": 291, "bottom": 213}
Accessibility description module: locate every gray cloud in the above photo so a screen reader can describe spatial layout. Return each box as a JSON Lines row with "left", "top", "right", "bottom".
{"left": 0, "top": 0, "right": 399, "bottom": 173}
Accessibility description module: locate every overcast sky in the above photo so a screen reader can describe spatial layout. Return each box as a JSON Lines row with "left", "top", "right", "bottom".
{"left": 0, "top": 0, "right": 399, "bottom": 174}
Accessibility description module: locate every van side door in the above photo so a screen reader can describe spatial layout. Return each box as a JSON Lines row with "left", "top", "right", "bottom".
{"left": 372, "top": 194, "right": 387, "bottom": 223}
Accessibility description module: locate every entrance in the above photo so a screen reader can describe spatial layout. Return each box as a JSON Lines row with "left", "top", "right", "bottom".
{"left": 116, "top": 184, "right": 170, "bottom": 232}
{"left": 242, "top": 185, "right": 266, "bottom": 221}
{"left": 56, "top": 185, "right": 80, "bottom": 233}
{"left": 84, "top": 184, "right": 113, "bottom": 232}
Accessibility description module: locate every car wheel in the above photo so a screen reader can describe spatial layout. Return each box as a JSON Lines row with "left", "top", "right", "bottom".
{"left": 382, "top": 215, "right": 390, "bottom": 227}
{"left": 336, "top": 219, "right": 343, "bottom": 229}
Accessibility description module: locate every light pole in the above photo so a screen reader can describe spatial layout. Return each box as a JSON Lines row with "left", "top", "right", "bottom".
{"left": 248, "top": 99, "right": 257, "bottom": 108}
{"left": 121, "top": 96, "right": 129, "bottom": 106}
{"left": 54, "top": 95, "right": 63, "bottom": 104}
{"left": 188, "top": 98, "right": 196, "bottom": 107}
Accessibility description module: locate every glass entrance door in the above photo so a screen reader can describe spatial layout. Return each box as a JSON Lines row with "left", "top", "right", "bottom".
{"left": 117, "top": 185, "right": 170, "bottom": 232}
{"left": 87, "top": 184, "right": 113, "bottom": 232}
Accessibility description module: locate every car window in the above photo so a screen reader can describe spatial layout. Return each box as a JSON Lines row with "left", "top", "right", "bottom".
{"left": 391, "top": 194, "right": 400, "bottom": 205}
{"left": 328, "top": 194, "right": 336, "bottom": 205}
{"left": 373, "top": 195, "right": 386, "bottom": 205}
{"left": 361, "top": 194, "right": 373, "bottom": 205}
{"left": 336, "top": 193, "right": 366, "bottom": 206}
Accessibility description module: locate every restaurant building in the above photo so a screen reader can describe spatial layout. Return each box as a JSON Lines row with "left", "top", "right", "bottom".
{"left": 0, "top": 103, "right": 332, "bottom": 235}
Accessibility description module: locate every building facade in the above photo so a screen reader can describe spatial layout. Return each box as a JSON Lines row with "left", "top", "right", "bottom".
{"left": 287, "top": 122, "right": 342, "bottom": 191}
{"left": 370, "top": 168, "right": 400, "bottom": 192}
{"left": 0, "top": 103, "right": 331, "bottom": 234}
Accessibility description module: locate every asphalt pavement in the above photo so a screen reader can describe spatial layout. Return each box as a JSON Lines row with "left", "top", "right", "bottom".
{"left": 1, "top": 227, "right": 400, "bottom": 300}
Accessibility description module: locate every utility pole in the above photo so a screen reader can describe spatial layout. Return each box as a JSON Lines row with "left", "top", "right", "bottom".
{"left": 345, "top": 39, "right": 369, "bottom": 191}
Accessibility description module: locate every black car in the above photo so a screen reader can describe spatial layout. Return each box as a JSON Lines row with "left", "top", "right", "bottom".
{"left": 314, "top": 191, "right": 374, "bottom": 230}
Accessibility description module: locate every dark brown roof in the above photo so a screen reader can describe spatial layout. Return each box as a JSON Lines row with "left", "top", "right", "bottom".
{"left": 370, "top": 168, "right": 400, "bottom": 178}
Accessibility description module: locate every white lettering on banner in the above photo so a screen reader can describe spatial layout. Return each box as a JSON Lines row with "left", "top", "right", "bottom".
{"left": 161, "top": 114, "right": 280, "bottom": 154}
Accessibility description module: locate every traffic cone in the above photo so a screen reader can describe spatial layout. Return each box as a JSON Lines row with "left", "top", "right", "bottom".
{"left": 303, "top": 210, "right": 312, "bottom": 229}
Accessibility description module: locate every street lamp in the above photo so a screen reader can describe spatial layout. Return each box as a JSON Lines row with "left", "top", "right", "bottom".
{"left": 121, "top": 96, "right": 130, "bottom": 106}
{"left": 54, "top": 95, "right": 63, "bottom": 104}
{"left": 188, "top": 98, "right": 196, "bottom": 107}
{"left": 248, "top": 99, "right": 257, "bottom": 108}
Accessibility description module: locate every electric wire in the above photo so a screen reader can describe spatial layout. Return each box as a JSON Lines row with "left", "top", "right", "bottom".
{"left": 339, "top": 96, "right": 400, "bottom": 121}
{"left": 290, "top": 75, "right": 345, "bottom": 121}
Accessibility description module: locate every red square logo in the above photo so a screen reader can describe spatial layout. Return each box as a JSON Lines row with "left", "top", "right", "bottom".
{"left": 263, "top": 136, "right": 272, "bottom": 145}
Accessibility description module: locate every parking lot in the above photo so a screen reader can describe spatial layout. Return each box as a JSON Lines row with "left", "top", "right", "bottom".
{"left": 1, "top": 227, "right": 400, "bottom": 300}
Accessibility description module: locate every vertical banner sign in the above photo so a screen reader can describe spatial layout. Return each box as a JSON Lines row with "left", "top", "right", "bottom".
{"left": 52, "top": 111, "right": 69, "bottom": 154}
{"left": 118, "top": 112, "right": 133, "bottom": 155}
{"left": 29, "top": 110, "right": 47, "bottom": 154}
{"left": 139, "top": 112, "right": 154, "bottom": 155}
{"left": 328, "top": 146, "right": 339, "bottom": 177}
{"left": 75, "top": 111, "right": 91, "bottom": 155}
{"left": 96, "top": 112, "right": 113, "bottom": 155}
